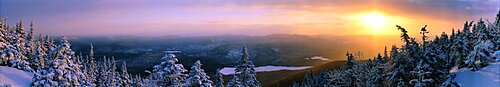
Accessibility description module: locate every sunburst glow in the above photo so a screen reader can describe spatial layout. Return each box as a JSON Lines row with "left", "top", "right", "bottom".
{"left": 361, "top": 12, "right": 390, "bottom": 30}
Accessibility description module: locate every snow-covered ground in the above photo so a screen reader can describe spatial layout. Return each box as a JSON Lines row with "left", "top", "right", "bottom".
{"left": 0, "top": 66, "right": 33, "bottom": 87}
{"left": 220, "top": 66, "right": 313, "bottom": 75}
{"left": 454, "top": 62, "right": 499, "bottom": 87}
{"left": 305, "top": 56, "right": 332, "bottom": 61}
{"left": 494, "top": 51, "right": 500, "bottom": 61}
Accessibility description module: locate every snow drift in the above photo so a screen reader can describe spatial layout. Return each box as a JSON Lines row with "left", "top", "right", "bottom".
{"left": 454, "top": 63, "right": 499, "bottom": 87}
{"left": 0, "top": 66, "right": 33, "bottom": 87}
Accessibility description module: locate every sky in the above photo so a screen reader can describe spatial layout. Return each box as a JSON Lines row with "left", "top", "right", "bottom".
{"left": 0, "top": 0, "right": 499, "bottom": 36}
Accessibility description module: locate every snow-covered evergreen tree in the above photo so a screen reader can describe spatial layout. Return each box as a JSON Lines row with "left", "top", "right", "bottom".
{"left": 345, "top": 52, "right": 356, "bottom": 69}
{"left": 409, "top": 61, "right": 433, "bottom": 87}
{"left": 0, "top": 20, "right": 33, "bottom": 72}
{"left": 300, "top": 71, "right": 318, "bottom": 87}
{"left": 215, "top": 68, "right": 225, "bottom": 87}
{"left": 330, "top": 70, "right": 350, "bottom": 86}
{"left": 465, "top": 40, "right": 494, "bottom": 71}
{"left": 2, "top": 43, "right": 32, "bottom": 72}
{"left": 185, "top": 60, "right": 213, "bottom": 87}
{"left": 84, "top": 44, "right": 97, "bottom": 86}
{"left": 120, "top": 61, "right": 132, "bottom": 87}
{"left": 110, "top": 57, "right": 120, "bottom": 86}
{"left": 368, "top": 55, "right": 386, "bottom": 87}
{"left": 148, "top": 52, "right": 187, "bottom": 86}
{"left": 387, "top": 45, "right": 410, "bottom": 86}
{"left": 383, "top": 46, "right": 390, "bottom": 61}
{"left": 96, "top": 56, "right": 108, "bottom": 86}
{"left": 226, "top": 75, "right": 242, "bottom": 87}
{"left": 132, "top": 74, "right": 145, "bottom": 87}
{"left": 439, "top": 74, "right": 459, "bottom": 87}
{"left": 32, "top": 36, "right": 90, "bottom": 86}
{"left": 234, "top": 47, "right": 261, "bottom": 87}
{"left": 0, "top": 18, "right": 8, "bottom": 65}
{"left": 32, "top": 35, "right": 48, "bottom": 71}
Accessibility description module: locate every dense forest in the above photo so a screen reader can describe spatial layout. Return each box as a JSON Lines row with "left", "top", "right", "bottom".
{"left": 0, "top": 10, "right": 499, "bottom": 87}
{"left": 293, "top": 11, "right": 500, "bottom": 87}
{"left": 0, "top": 19, "right": 260, "bottom": 87}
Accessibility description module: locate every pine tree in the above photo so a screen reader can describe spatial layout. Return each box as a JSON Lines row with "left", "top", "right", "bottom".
{"left": 85, "top": 44, "right": 97, "bottom": 86}
{"left": 396, "top": 79, "right": 407, "bottom": 87}
{"left": 465, "top": 40, "right": 494, "bottom": 71}
{"left": 96, "top": 56, "right": 108, "bottom": 86}
{"left": 226, "top": 75, "right": 242, "bottom": 87}
{"left": 1, "top": 21, "right": 33, "bottom": 72}
{"left": 460, "top": 21, "right": 475, "bottom": 68}
{"left": 32, "top": 36, "right": 90, "bottom": 86}
{"left": 420, "top": 25, "right": 429, "bottom": 50}
{"left": 452, "top": 29, "right": 469, "bottom": 68}
{"left": 368, "top": 63, "right": 385, "bottom": 87}
{"left": 409, "top": 61, "right": 433, "bottom": 87}
{"left": 215, "top": 68, "right": 225, "bottom": 87}
{"left": 329, "top": 70, "right": 350, "bottom": 86}
{"left": 234, "top": 47, "right": 261, "bottom": 87}
{"left": 300, "top": 71, "right": 316, "bottom": 87}
{"left": 27, "top": 21, "right": 39, "bottom": 71}
{"left": 345, "top": 52, "right": 356, "bottom": 69}
{"left": 492, "top": 11, "right": 500, "bottom": 51}
{"left": 387, "top": 45, "right": 409, "bottom": 86}
{"left": 0, "top": 18, "right": 8, "bottom": 65}
{"left": 110, "top": 57, "right": 120, "bottom": 86}
{"left": 120, "top": 61, "right": 132, "bottom": 87}
{"left": 439, "top": 74, "right": 459, "bottom": 87}
{"left": 3, "top": 43, "right": 32, "bottom": 72}
{"left": 383, "top": 46, "right": 390, "bottom": 61}
{"left": 148, "top": 52, "right": 187, "bottom": 86}
{"left": 132, "top": 74, "right": 145, "bottom": 87}
{"left": 185, "top": 60, "right": 213, "bottom": 87}
{"left": 33, "top": 35, "right": 48, "bottom": 70}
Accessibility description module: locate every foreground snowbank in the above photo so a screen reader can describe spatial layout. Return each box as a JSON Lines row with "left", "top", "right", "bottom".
{"left": 0, "top": 66, "right": 33, "bottom": 87}
{"left": 454, "top": 63, "right": 499, "bottom": 87}
{"left": 220, "top": 66, "right": 312, "bottom": 75}
{"left": 494, "top": 51, "right": 500, "bottom": 61}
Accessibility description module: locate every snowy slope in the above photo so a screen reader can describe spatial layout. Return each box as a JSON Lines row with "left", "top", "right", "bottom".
{"left": 494, "top": 51, "right": 500, "bottom": 61}
{"left": 454, "top": 63, "right": 500, "bottom": 87}
{"left": 0, "top": 66, "right": 33, "bottom": 87}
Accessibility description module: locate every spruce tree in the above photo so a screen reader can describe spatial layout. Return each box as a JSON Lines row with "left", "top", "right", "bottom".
{"left": 85, "top": 44, "right": 97, "bottom": 85}
{"left": 409, "top": 61, "right": 433, "bottom": 87}
{"left": 465, "top": 41, "right": 494, "bottom": 71}
{"left": 226, "top": 75, "right": 242, "bottom": 87}
{"left": 215, "top": 68, "right": 225, "bottom": 87}
{"left": 185, "top": 60, "right": 213, "bottom": 87}
{"left": 149, "top": 52, "right": 187, "bottom": 86}
{"left": 2, "top": 21, "right": 33, "bottom": 72}
{"left": 345, "top": 52, "right": 356, "bottom": 68}
{"left": 383, "top": 46, "right": 389, "bottom": 61}
{"left": 32, "top": 36, "right": 90, "bottom": 86}
{"left": 234, "top": 47, "right": 261, "bottom": 87}
{"left": 440, "top": 74, "right": 459, "bottom": 87}
{"left": 120, "top": 61, "right": 132, "bottom": 87}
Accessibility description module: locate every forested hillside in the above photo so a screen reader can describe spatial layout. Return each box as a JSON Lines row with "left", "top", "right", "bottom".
{"left": 0, "top": 10, "right": 498, "bottom": 87}
{"left": 293, "top": 12, "right": 500, "bottom": 87}
{"left": 0, "top": 19, "right": 262, "bottom": 87}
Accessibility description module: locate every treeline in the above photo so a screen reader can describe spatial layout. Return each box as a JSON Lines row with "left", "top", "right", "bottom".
{"left": 0, "top": 19, "right": 262, "bottom": 87}
{"left": 293, "top": 11, "right": 500, "bottom": 87}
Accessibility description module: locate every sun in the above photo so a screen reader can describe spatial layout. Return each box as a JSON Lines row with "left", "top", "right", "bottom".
{"left": 360, "top": 12, "right": 390, "bottom": 30}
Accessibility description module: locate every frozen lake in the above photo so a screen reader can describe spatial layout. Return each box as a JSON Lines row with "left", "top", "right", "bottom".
{"left": 305, "top": 56, "right": 332, "bottom": 61}
{"left": 219, "top": 66, "right": 313, "bottom": 75}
